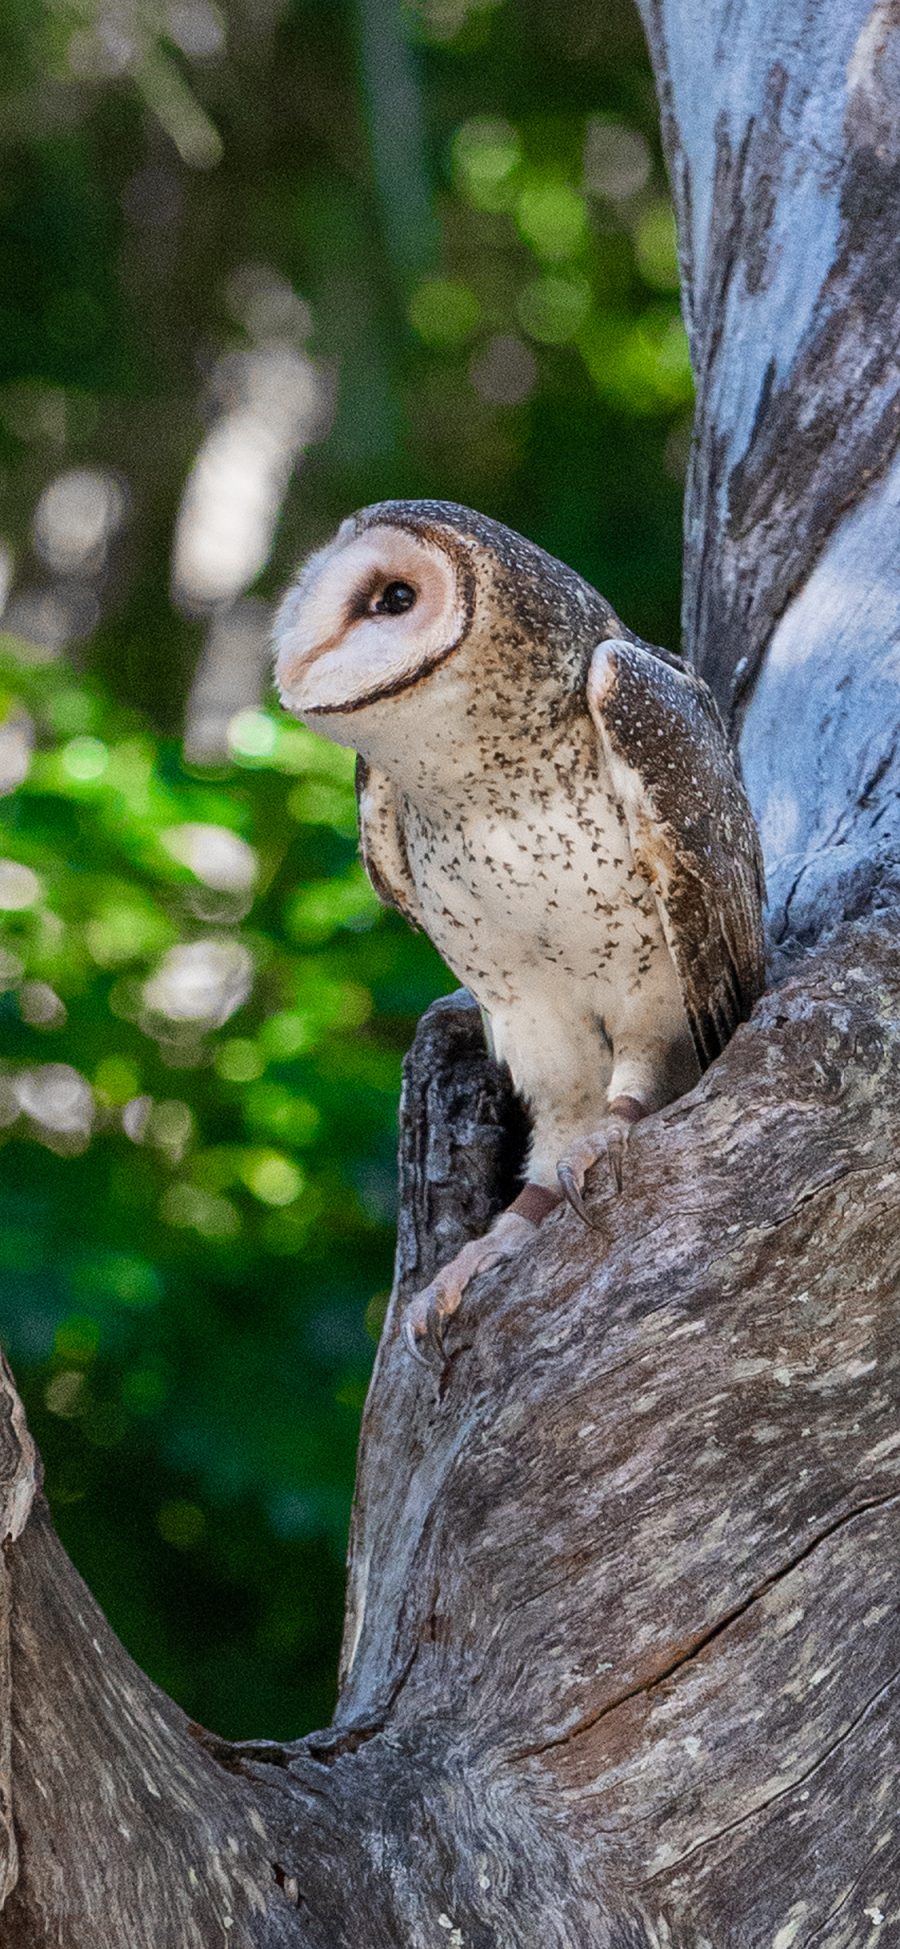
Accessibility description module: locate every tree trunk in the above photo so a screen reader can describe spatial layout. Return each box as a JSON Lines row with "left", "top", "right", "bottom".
{"left": 4, "top": 5, "right": 900, "bottom": 1945}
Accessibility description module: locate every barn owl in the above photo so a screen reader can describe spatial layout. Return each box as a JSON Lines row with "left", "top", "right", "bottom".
{"left": 274, "top": 501, "right": 766, "bottom": 1361}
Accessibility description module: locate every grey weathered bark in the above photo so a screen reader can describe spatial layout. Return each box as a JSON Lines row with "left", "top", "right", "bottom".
{"left": 3, "top": 4, "right": 900, "bottom": 1945}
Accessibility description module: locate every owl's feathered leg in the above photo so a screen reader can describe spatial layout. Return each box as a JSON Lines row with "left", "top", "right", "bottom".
{"left": 403, "top": 1185, "right": 560, "bottom": 1366}
{"left": 555, "top": 1031, "right": 682, "bottom": 1222}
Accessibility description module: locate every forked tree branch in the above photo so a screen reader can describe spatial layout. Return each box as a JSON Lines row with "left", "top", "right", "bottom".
{"left": 3, "top": 5, "right": 900, "bottom": 1945}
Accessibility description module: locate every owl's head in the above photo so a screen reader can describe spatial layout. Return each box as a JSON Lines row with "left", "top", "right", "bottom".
{"left": 274, "top": 500, "right": 618, "bottom": 752}
{"left": 274, "top": 505, "right": 478, "bottom": 729}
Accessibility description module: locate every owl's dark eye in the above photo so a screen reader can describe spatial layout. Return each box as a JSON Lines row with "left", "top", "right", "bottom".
{"left": 374, "top": 581, "right": 417, "bottom": 616}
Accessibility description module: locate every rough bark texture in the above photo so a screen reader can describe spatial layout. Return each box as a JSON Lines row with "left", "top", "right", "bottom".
{"left": 639, "top": 0, "right": 900, "bottom": 938}
{"left": 3, "top": 4, "right": 900, "bottom": 1946}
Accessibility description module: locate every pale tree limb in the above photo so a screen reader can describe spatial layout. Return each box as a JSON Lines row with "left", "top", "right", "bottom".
{"left": 640, "top": 0, "right": 900, "bottom": 928}
{"left": 4, "top": 4, "right": 900, "bottom": 1946}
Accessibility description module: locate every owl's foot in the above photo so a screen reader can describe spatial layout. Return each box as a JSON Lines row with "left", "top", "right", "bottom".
{"left": 403, "top": 1211, "right": 538, "bottom": 1367}
{"left": 557, "top": 1096, "right": 648, "bottom": 1224}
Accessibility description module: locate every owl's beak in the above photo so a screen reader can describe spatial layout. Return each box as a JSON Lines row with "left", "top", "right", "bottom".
{"left": 276, "top": 627, "right": 344, "bottom": 701}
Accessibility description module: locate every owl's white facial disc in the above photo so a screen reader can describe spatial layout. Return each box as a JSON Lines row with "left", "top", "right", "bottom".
{"left": 274, "top": 523, "right": 470, "bottom": 721}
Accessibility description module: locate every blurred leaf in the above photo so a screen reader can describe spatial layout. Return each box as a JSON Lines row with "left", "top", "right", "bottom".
{"left": 0, "top": 0, "right": 688, "bottom": 1747}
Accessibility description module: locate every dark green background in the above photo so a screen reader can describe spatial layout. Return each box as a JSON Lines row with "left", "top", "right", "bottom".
{"left": 0, "top": 0, "right": 687, "bottom": 1739}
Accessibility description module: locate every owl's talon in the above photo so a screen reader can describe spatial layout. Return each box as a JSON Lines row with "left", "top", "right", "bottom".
{"left": 402, "top": 1311, "right": 438, "bottom": 1366}
{"left": 403, "top": 1281, "right": 461, "bottom": 1368}
{"left": 402, "top": 1214, "right": 536, "bottom": 1368}
{"left": 557, "top": 1134, "right": 610, "bottom": 1225}
{"left": 558, "top": 1100, "right": 647, "bottom": 1220}
{"left": 405, "top": 1285, "right": 460, "bottom": 1365}
{"left": 556, "top": 1161, "right": 595, "bottom": 1227}
{"left": 606, "top": 1122, "right": 628, "bottom": 1194}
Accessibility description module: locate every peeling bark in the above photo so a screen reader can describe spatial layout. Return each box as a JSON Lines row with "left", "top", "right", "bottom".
{"left": 3, "top": 3, "right": 900, "bottom": 1945}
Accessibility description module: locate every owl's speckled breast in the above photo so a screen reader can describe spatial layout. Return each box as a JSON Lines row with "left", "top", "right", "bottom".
{"left": 399, "top": 726, "right": 673, "bottom": 1018}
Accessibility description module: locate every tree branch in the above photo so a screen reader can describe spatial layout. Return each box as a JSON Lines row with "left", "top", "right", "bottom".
{"left": 638, "top": 0, "right": 900, "bottom": 937}
{"left": 324, "top": 912, "right": 900, "bottom": 1943}
{"left": 5, "top": 4, "right": 900, "bottom": 1944}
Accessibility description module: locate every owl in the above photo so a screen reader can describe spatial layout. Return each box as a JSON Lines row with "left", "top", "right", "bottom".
{"left": 274, "top": 501, "right": 766, "bottom": 1361}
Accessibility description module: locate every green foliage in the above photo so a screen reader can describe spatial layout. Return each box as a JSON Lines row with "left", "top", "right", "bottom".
{"left": 0, "top": 0, "right": 689, "bottom": 1736}
{"left": 0, "top": 639, "right": 450, "bottom": 1734}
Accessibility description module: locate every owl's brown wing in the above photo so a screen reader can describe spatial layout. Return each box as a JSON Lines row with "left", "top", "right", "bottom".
{"left": 355, "top": 756, "right": 425, "bottom": 930}
{"left": 587, "top": 637, "right": 767, "bottom": 1070}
